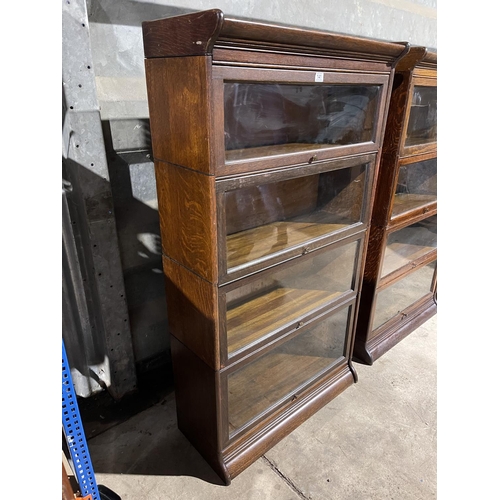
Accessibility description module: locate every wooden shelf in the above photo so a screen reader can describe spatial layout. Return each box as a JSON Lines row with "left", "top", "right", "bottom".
{"left": 227, "top": 211, "right": 351, "bottom": 269}
{"left": 373, "top": 260, "right": 436, "bottom": 331}
{"left": 381, "top": 223, "right": 436, "bottom": 277}
{"left": 228, "top": 350, "right": 336, "bottom": 432}
{"left": 227, "top": 286, "right": 342, "bottom": 353}
{"left": 225, "top": 142, "right": 335, "bottom": 163}
{"left": 382, "top": 242, "right": 435, "bottom": 277}
{"left": 391, "top": 194, "right": 436, "bottom": 217}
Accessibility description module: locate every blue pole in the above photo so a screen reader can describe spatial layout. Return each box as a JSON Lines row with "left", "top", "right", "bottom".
{"left": 62, "top": 340, "right": 101, "bottom": 500}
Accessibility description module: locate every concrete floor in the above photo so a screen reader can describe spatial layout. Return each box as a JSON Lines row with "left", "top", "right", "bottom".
{"left": 88, "top": 315, "right": 436, "bottom": 500}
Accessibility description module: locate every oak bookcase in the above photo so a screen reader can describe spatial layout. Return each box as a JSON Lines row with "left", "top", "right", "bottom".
{"left": 142, "top": 9, "right": 408, "bottom": 483}
{"left": 354, "top": 47, "right": 437, "bottom": 365}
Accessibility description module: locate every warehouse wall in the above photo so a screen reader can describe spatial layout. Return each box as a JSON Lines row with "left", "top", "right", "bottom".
{"left": 88, "top": 0, "right": 436, "bottom": 126}
{"left": 66, "top": 0, "right": 436, "bottom": 397}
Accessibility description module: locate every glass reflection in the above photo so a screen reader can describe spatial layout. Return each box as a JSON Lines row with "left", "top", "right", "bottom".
{"left": 382, "top": 216, "right": 437, "bottom": 277}
{"left": 228, "top": 306, "right": 349, "bottom": 435}
{"left": 226, "top": 240, "right": 358, "bottom": 354}
{"left": 225, "top": 164, "right": 367, "bottom": 269}
{"left": 392, "top": 158, "right": 437, "bottom": 217}
{"left": 405, "top": 86, "right": 437, "bottom": 147}
{"left": 372, "top": 260, "right": 436, "bottom": 331}
{"left": 224, "top": 83, "right": 380, "bottom": 161}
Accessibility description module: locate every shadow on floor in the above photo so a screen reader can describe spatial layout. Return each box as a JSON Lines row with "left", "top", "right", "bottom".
{"left": 81, "top": 364, "right": 224, "bottom": 486}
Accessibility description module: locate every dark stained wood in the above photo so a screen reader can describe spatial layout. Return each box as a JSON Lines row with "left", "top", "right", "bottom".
{"left": 354, "top": 43, "right": 437, "bottom": 364}
{"left": 62, "top": 462, "right": 74, "bottom": 500}
{"left": 155, "top": 161, "right": 217, "bottom": 283}
{"left": 370, "top": 49, "right": 427, "bottom": 227}
{"left": 142, "top": 9, "right": 224, "bottom": 58}
{"left": 354, "top": 296, "right": 436, "bottom": 365}
{"left": 162, "top": 255, "right": 220, "bottom": 370}
{"left": 170, "top": 335, "right": 231, "bottom": 485}
{"left": 219, "top": 143, "right": 379, "bottom": 177}
{"left": 145, "top": 57, "right": 214, "bottom": 173}
{"left": 142, "top": 9, "right": 406, "bottom": 61}
{"left": 218, "top": 17, "right": 405, "bottom": 61}
{"left": 213, "top": 47, "right": 391, "bottom": 73}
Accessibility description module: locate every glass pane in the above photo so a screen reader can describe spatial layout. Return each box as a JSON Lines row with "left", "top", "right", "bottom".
{"left": 224, "top": 83, "right": 381, "bottom": 162}
{"left": 228, "top": 306, "right": 350, "bottom": 435}
{"left": 381, "top": 216, "right": 437, "bottom": 278}
{"left": 226, "top": 240, "right": 358, "bottom": 355}
{"left": 392, "top": 158, "right": 437, "bottom": 218}
{"left": 225, "top": 163, "right": 367, "bottom": 270}
{"left": 404, "top": 86, "right": 437, "bottom": 147}
{"left": 372, "top": 260, "right": 436, "bottom": 331}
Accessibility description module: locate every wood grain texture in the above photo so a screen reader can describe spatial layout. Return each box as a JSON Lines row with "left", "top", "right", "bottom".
{"left": 227, "top": 287, "right": 342, "bottom": 353}
{"left": 226, "top": 216, "right": 350, "bottom": 270}
{"left": 162, "top": 255, "right": 220, "bottom": 370}
{"left": 145, "top": 57, "right": 214, "bottom": 173}
{"left": 155, "top": 161, "right": 217, "bottom": 282}
{"left": 354, "top": 46, "right": 437, "bottom": 363}
{"left": 213, "top": 48, "right": 391, "bottom": 73}
{"left": 226, "top": 143, "right": 333, "bottom": 163}
{"left": 142, "top": 9, "right": 224, "bottom": 58}
{"left": 219, "top": 142, "right": 377, "bottom": 177}
{"left": 142, "top": 9, "right": 406, "bottom": 61}
{"left": 142, "top": 9, "right": 411, "bottom": 483}
{"left": 219, "top": 17, "right": 405, "bottom": 61}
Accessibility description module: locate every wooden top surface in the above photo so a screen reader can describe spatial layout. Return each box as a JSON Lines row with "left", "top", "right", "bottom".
{"left": 142, "top": 8, "right": 408, "bottom": 60}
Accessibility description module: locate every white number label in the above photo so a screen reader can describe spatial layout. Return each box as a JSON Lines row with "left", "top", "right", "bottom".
{"left": 315, "top": 72, "right": 324, "bottom": 82}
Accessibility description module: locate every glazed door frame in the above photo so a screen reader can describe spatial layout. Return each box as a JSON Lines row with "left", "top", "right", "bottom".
{"left": 367, "top": 257, "right": 437, "bottom": 342}
{"left": 211, "top": 65, "right": 391, "bottom": 176}
{"left": 218, "top": 231, "right": 366, "bottom": 366}
{"left": 217, "top": 295, "right": 358, "bottom": 448}
{"left": 216, "top": 152, "right": 377, "bottom": 284}
{"left": 387, "top": 150, "right": 438, "bottom": 228}
{"left": 399, "top": 74, "right": 437, "bottom": 159}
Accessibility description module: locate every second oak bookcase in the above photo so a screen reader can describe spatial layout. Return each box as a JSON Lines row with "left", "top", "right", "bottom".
{"left": 354, "top": 47, "right": 437, "bottom": 365}
{"left": 142, "top": 9, "right": 407, "bottom": 483}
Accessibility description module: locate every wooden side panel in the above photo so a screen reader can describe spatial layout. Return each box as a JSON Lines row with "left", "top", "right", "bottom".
{"left": 163, "top": 255, "right": 219, "bottom": 369}
{"left": 155, "top": 161, "right": 217, "bottom": 282}
{"left": 142, "top": 9, "right": 223, "bottom": 58}
{"left": 145, "top": 56, "right": 214, "bottom": 173}
{"left": 170, "top": 336, "right": 230, "bottom": 484}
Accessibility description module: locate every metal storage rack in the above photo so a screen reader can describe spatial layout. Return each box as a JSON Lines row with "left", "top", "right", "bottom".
{"left": 62, "top": 340, "right": 101, "bottom": 500}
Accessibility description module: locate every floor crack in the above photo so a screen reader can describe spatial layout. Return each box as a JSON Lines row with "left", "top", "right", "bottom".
{"left": 262, "top": 455, "right": 310, "bottom": 500}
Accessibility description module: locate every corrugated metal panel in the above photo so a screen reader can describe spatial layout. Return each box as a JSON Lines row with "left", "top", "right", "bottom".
{"left": 62, "top": 0, "right": 137, "bottom": 399}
